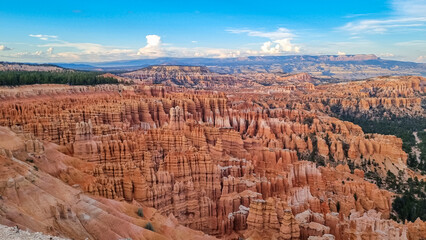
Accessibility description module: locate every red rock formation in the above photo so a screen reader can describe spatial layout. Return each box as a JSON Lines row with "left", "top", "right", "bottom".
{"left": 245, "top": 198, "right": 300, "bottom": 240}
{"left": 0, "top": 126, "right": 216, "bottom": 240}
{"left": 0, "top": 75, "right": 424, "bottom": 240}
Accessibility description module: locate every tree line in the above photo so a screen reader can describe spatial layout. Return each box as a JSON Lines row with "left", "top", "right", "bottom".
{"left": 0, "top": 71, "right": 119, "bottom": 86}
{"left": 391, "top": 176, "right": 426, "bottom": 222}
{"left": 333, "top": 111, "right": 426, "bottom": 172}
{"left": 329, "top": 108, "right": 426, "bottom": 221}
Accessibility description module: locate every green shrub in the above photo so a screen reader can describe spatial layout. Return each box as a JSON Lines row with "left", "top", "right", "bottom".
{"left": 144, "top": 222, "right": 154, "bottom": 231}
{"left": 137, "top": 208, "right": 144, "bottom": 217}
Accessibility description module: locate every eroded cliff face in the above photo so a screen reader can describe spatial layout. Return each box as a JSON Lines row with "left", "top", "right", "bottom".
{"left": 0, "top": 78, "right": 424, "bottom": 240}
{"left": 312, "top": 76, "right": 426, "bottom": 119}
{"left": 122, "top": 65, "right": 239, "bottom": 88}
{"left": 122, "top": 65, "right": 316, "bottom": 89}
{"left": 0, "top": 126, "right": 216, "bottom": 240}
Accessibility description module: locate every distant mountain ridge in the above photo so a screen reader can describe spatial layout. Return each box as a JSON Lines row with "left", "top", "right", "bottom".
{"left": 141, "top": 65, "right": 211, "bottom": 73}
{"left": 54, "top": 54, "right": 426, "bottom": 80}
{"left": 1, "top": 54, "right": 425, "bottom": 80}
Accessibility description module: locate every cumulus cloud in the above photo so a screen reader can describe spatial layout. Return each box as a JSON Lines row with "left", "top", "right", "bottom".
{"left": 8, "top": 39, "right": 135, "bottom": 62}
{"left": 29, "top": 34, "right": 58, "bottom": 41}
{"left": 9, "top": 31, "right": 301, "bottom": 62}
{"left": 0, "top": 45, "right": 11, "bottom": 51}
{"left": 135, "top": 33, "right": 299, "bottom": 58}
{"left": 417, "top": 55, "right": 426, "bottom": 62}
{"left": 228, "top": 27, "right": 301, "bottom": 54}
{"left": 9, "top": 34, "right": 145, "bottom": 62}
{"left": 47, "top": 47, "right": 54, "bottom": 54}
{"left": 146, "top": 35, "right": 161, "bottom": 47}
{"left": 337, "top": 51, "right": 346, "bottom": 55}
{"left": 136, "top": 35, "right": 238, "bottom": 58}
{"left": 137, "top": 35, "right": 164, "bottom": 57}
{"left": 11, "top": 50, "right": 45, "bottom": 58}
{"left": 14, "top": 47, "right": 55, "bottom": 57}
{"left": 136, "top": 34, "right": 253, "bottom": 58}
{"left": 260, "top": 39, "right": 300, "bottom": 54}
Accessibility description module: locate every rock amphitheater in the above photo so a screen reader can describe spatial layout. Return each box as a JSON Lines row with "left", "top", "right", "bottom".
{"left": 0, "top": 70, "right": 425, "bottom": 240}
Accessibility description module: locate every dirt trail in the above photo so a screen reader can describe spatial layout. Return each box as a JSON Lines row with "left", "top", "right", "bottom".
{"left": 412, "top": 130, "right": 424, "bottom": 163}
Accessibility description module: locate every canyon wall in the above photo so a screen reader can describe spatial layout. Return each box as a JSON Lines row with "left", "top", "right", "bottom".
{"left": 0, "top": 79, "right": 424, "bottom": 239}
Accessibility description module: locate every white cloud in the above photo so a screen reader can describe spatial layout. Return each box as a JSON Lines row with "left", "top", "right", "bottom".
{"left": 343, "top": 13, "right": 371, "bottom": 19}
{"left": 340, "top": 17, "right": 426, "bottom": 34}
{"left": 137, "top": 35, "right": 164, "bottom": 57}
{"left": 13, "top": 47, "right": 55, "bottom": 57}
{"left": 260, "top": 39, "right": 300, "bottom": 54}
{"left": 47, "top": 47, "right": 54, "bottom": 54}
{"left": 379, "top": 53, "right": 395, "bottom": 57}
{"left": 227, "top": 27, "right": 295, "bottom": 40}
{"left": 135, "top": 35, "right": 246, "bottom": 58}
{"left": 337, "top": 51, "right": 346, "bottom": 55}
{"left": 0, "top": 45, "right": 11, "bottom": 51}
{"left": 36, "top": 34, "right": 247, "bottom": 60}
{"left": 228, "top": 27, "right": 301, "bottom": 54}
{"left": 146, "top": 35, "right": 161, "bottom": 47}
{"left": 10, "top": 32, "right": 304, "bottom": 62}
{"left": 7, "top": 38, "right": 135, "bottom": 62}
{"left": 29, "top": 34, "right": 58, "bottom": 41}
{"left": 339, "top": 0, "right": 426, "bottom": 35}
{"left": 417, "top": 55, "right": 426, "bottom": 62}
{"left": 11, "top": 51, "right": 44, "bottom": 58}
{"left": 10, "top": 48, "right": 134, "bottom": 62}
{"left": 184, "top": 48, "right": 241, "bottom": 58}
{"left": 40, "top": 41, "right": 132, "bottom": 54}
{"left": 392, "top": 0, "right": 426, "bottom": 17}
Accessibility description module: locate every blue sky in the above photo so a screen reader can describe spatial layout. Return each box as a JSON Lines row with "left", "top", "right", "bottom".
{"left": 1, "top": 0, "right": 426, "bottom": 63}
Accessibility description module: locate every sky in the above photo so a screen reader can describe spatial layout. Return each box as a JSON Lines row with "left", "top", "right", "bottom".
{"left": 1, "top": 0, "right": 426, "bottom": 63}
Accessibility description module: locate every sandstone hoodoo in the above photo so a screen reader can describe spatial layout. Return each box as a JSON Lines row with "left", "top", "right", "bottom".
{"left": 121, "top": 65, "right": 318, "bottom": 89}
{"left": 0, "top": 72, "right": 425, "bottom": 239}
{"left": 122, "top": 65, "right": 237, "bottom": 88}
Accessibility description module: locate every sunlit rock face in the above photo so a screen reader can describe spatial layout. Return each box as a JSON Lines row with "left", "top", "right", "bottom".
{"left": 0, "top": 74, "right": 424, "bottom": 240}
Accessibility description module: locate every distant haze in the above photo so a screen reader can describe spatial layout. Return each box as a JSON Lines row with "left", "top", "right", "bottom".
{"left": 53, "top": 55, "right": 426, "bottom": 80}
